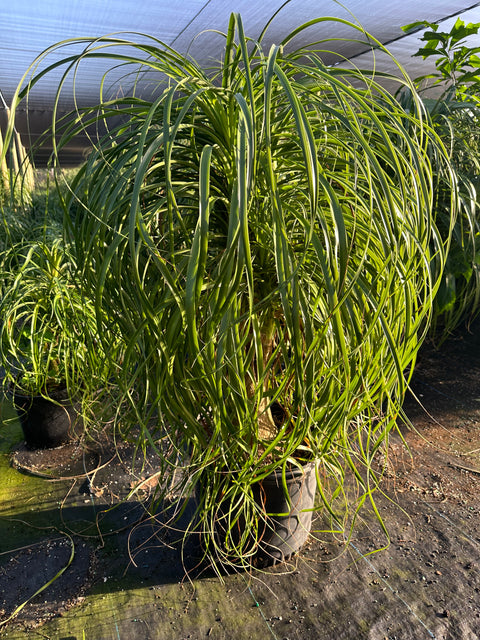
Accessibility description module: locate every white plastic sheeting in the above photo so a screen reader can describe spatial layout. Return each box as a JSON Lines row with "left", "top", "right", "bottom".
{"left": 2, "top": 0, "right": 480, "bottom": 162}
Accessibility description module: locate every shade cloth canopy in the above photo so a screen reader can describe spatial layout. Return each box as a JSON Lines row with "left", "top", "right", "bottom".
{"left": 2, "top": 0, "right": 480, "bottom": 164}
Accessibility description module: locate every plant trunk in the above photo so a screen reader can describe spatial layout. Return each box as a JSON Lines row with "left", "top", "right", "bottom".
{"left": 256, "top": 320, "right": 277, "bottom": 441}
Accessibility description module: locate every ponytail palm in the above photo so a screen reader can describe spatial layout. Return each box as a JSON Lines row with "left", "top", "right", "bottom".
{"left": 5, "top": 13, "right": 453, "bottom": 567}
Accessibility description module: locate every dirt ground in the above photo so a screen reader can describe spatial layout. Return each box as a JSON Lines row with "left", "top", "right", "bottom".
{"left": 1, "top": 319, "right": 480, "bottom": 639}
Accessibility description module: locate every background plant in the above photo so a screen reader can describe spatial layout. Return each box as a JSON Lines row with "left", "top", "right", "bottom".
{"left": 0, "top": 237, "right": 119, "bottom": 412}
{"left": 401, "top": 18, "right": 480, "bottom": 338}
{"left": 0, "top": 104, "right": 104, "bottom": 408}
{"left": 0, "top": 123, "right": 34, "bottom": 208}
{"left": 0, "top": 90, "right": 35, "bottom": 232}
{"left": 3, "top": 13, "right": 454, "bottom": 569}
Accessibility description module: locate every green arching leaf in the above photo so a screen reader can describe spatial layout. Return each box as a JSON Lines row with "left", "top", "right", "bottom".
{"left": 185, "top": 145, "right": 213, "bottom": 358}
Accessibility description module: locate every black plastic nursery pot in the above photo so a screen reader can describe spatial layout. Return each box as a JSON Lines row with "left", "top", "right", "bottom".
{"left": 252, "top": 461, "right": 317, "bottom": 567}
{"left": 205, "top": 461, "right": 317, "bottom": 569}
{"left": 9, "top": 386, "right": 83, "bottom": 450}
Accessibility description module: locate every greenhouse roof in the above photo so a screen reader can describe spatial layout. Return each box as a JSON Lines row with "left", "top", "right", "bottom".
{"left": 2, "top": 0, "right": 480, "bottom": 163}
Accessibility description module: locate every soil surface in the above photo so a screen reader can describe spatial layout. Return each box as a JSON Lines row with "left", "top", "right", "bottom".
{"left": 1, "top": 319, "right": 480, "bottom": 639}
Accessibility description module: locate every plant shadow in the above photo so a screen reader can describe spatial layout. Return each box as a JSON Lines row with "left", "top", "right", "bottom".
{"left": 0, "top": 493, "right": 206, "bottom": 627}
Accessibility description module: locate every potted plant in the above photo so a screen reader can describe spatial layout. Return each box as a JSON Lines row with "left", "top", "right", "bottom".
{"left": 4, "top": 12, "right": 454, "bottom": 568}
{"left": 0, "top": 238, "right": 113, "bottom": 449}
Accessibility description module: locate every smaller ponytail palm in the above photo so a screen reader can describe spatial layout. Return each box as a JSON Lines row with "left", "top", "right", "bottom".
{"left": 0, "top": 238, "right": 114, "bottom": 406}
{"left": 5, "top": 12, "right": 454, "bottom": 568}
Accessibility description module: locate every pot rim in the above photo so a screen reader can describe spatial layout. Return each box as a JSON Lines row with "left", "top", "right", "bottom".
{"left": 256, "top": 459, "right": 317, "bottom": 485}
{"left": 5, "top": 379, "right": 69, "bottom": 402}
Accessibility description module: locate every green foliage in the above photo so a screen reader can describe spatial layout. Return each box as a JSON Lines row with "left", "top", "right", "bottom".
{"left": 29, "top": 168, "right": 77, "bottom": 234}
{"left": 403, "top": 18, "right": 480, "bottom": 90}
{"left": 401, "top": 18, "right": 480, "bottom": 338}
{"left": 0, "top": 141, "right": 117, "bottom": 440}
{"left": 0, "top": 120, "right": 34, "bottom": 209}
{"left": 0, "top": 238, "right": 118, "bottom": 401}
{"left": 0, "top": 168, "right": 77, "bottom": 257}
{"left": 0, "top": 166, "right": 93, "bottom": 399}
